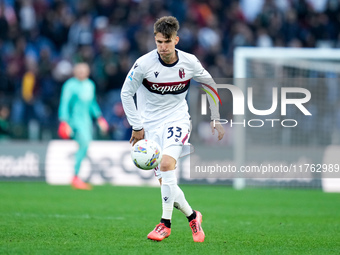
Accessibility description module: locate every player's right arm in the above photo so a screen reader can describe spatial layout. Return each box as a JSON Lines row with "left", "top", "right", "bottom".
{"left": 120, "top": 60, "right": 145, "bottom": 145}
{"left": 58, "top": 79, "right": 73, "bottom": 139}
{"left": 58, "top": 79, "right": 73, "bottom": 122}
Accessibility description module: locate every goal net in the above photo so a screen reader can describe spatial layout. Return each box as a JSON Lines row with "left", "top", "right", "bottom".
{"left": 233, "top": 47, "right": 340, "bottom": 189}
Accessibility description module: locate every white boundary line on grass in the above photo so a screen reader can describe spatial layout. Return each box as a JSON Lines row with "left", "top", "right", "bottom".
{"left": 1, "top": 212, "right": 125, "bottom": 220}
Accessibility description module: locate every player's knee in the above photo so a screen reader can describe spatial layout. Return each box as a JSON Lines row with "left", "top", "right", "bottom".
{"left": 78, "top": 137, "right": 91, "bottom": 148}
{"left": 160, "top": 156, "right": 176, "bottom": 171}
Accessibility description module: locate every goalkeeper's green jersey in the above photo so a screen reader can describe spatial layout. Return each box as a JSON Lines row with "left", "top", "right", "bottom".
{"left": 58, "top": 77, "right": 102, "bottom": 128}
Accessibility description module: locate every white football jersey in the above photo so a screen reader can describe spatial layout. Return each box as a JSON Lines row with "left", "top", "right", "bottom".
{"left": 121, "top": 49, "right": 219, "bottom": 131}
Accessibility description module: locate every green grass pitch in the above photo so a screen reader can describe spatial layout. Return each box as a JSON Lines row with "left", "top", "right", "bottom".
{"left": 0, "top": 183, "right": 339, "bottom": 254}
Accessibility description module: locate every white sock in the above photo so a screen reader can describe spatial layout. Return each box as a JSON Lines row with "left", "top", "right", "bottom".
{"left": 174, "top": 186, "right": 193, "bottom": 217}
{"left": 161, "top": 170, "right": 177, "bottom": 220}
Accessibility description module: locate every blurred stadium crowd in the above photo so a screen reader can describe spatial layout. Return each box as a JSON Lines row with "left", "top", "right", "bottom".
{"left": 0, "top": 0, "right": 339, "bottom": 140}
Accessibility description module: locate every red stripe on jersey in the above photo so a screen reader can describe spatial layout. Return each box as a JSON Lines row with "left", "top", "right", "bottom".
{"left": 142, "top": 79, "right": 191, "bottom": 95}
{"left": 182, "top": 133, "right": 189, "bottom": 144}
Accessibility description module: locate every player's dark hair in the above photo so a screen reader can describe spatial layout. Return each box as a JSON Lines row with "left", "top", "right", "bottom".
{"left": 154, "top": 16, "right": 180, "bottom": 39}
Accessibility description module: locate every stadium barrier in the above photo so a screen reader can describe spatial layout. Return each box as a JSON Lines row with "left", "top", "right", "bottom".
{"left": 0, "top": 140, "right": 339, "bottom": 191}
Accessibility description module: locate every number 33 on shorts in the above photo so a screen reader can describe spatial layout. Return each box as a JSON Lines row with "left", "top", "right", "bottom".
{"left": 166, "top": 125, "right": 189, "bottom": 145}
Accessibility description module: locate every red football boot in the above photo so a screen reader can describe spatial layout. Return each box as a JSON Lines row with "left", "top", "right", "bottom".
{"left": 189, "top": 211, "right": 205, "bottom": 242}
{"left": 147, "top": 223, "right": 171, "bottom": 241}
{"left": 71, "top": 176, "right": 92, "bottom": 190}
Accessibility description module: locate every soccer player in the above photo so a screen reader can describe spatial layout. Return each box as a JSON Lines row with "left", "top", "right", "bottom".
{"left": 121, "top": 16, "right": 224, "bottom": 242}
{"left": 58, "top": 63, "right": 108, "bottom": 190}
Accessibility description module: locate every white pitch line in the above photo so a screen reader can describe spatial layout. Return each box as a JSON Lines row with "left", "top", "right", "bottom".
{"left": 1, "top": 212, "right": 125, "bottom": 221}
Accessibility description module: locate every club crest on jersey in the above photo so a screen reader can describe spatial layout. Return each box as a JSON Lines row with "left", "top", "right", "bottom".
{"left": 179, "top": 68, "right": 185, "bottom": 79}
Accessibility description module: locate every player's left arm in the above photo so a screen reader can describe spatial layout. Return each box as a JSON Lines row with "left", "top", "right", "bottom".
{"left": 89, "top": 81, "right": 109, "bottom": 134}
{"left": 192, "top": 58, "right": 225, "bottom": 140}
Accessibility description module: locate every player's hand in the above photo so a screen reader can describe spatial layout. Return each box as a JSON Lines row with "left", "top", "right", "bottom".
{"left": 211, "top": 120, "right": 225, "bottom": 140}
{"left": 97, "top": 116, "right": 109, "bottom": 134}
{"left": 58, "top": 121, "right": 72, "bottom": 139}
{"left": 130, "top": 129, "right": 144, "bottom": 146}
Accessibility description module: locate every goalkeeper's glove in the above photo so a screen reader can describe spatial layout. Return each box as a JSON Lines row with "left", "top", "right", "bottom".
{"left": 58, "top": 121, "right": 72, "bottom": 139}
{"left": 97, "top": 116, "right": 109, "bottom": 133}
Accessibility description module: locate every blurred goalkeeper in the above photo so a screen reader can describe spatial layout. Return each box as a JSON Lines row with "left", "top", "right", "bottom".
{"left": 58, "top": 63, "right": 108, "bottom": 190}
{"left": 121, "top": 16, "right": 224, "bottom": 242}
